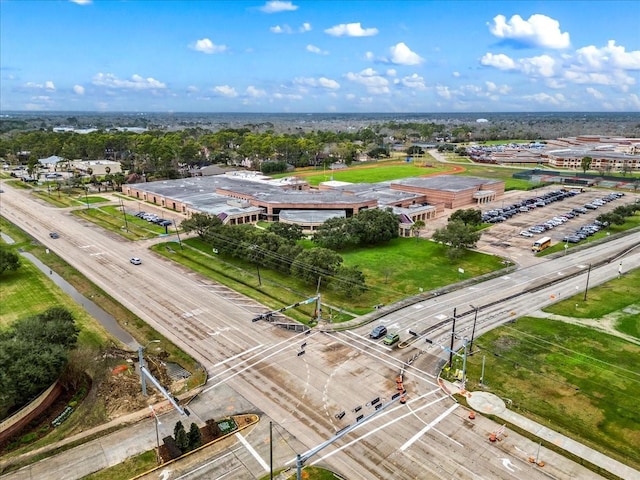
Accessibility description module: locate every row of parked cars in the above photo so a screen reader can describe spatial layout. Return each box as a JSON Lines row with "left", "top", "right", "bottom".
{"left": 482, "top": 189, "right": 581, "bottom": 223}
{"left": 520, "top": 191, "right": 624, "bottom": 239}
{"left": 134, "top": 211, "right": 173, "bottom": 227}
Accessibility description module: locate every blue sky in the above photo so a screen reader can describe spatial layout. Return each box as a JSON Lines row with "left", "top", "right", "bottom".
{"left": 1, "top": 0, "right": 639, "bottom": 113}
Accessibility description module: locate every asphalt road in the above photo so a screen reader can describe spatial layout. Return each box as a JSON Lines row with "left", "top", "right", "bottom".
{"left": 1, "top": 183, "right": 638, "bottom": 480}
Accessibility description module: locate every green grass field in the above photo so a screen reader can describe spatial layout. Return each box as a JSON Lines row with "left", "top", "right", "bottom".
{"left": 153, "top": 236, "right": 506, "bottom": 318}
{"left": 462, "top": 268, "right": 640, "bottom": 470}
{"left": 464, "top": 316, "right": 640, "bottom": 471}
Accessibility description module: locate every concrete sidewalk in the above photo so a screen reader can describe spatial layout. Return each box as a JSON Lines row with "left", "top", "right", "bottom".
{"left": 440, "top": 382, "right": 640, "bottom": 480}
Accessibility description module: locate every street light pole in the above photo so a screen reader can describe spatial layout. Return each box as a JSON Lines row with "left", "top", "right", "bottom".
{"left": 149, "top": 405, "right": 161, "bottom": 465}
{"left": 449, "top": 308, "right": 457, "bottom": 368}
{"left": 139, "top": 340, "right": 161, "bottom": 396}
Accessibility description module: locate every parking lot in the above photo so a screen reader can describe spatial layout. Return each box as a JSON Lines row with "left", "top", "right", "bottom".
{"left": 472, "top": 187, "right": 638, "bottom": 267}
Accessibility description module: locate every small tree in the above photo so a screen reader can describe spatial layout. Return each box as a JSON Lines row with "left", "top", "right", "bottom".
{"left": 174, "top": 421, "right": 189, "bottom": 453}
{"left": 581, "top": 156, "right": 592, "bottom": 173}
{"left": 188, "top": 422, "right": 202, "bottom": 450}
{"left": 0, "top": 246, "right": 21, "bottom": 275}
{"left": 432, "top": 220, "right": 481, "bottom": 260}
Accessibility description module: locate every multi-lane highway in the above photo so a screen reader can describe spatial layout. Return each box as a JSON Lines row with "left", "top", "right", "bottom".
{"left": 1, "top": 183, "right": 637, "bottom": 480}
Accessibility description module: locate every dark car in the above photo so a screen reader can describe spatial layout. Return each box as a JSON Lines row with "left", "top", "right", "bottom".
{"left": 49, "top": 232, "right": 59, "bottom": 239}
{"left": 370, "top": 325, "right": 387, "bottom": 339}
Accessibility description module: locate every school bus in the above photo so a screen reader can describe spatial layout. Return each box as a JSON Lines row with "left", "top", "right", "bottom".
{"left": 532, "top": 236, "right": 552, "bottom": 252}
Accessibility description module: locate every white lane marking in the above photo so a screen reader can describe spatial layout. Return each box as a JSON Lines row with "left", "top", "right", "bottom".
{"left": 203, "top": 332, "right": 316, "bottom": 391}
{"left": 174, "top": 448, "right": 242, "bottom": 479}
{"left": 501, "top": 458, "right": 520, "bottom": 472}
{"left": 400, "top": 403, "right": 459, "bottom": 451}
{"left": 300, "top": 392, "right": 448, "bottom": 466}
{"left": 235, "top": 432, "right": 269, "bottom": 472}
{"left": 214, "top": 344, "right": 264, "bottom": 367}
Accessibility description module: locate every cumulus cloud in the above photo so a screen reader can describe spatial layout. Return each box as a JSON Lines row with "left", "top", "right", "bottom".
{"left": 259, "top": 1, "right": 298, "bottom": 13}
{"left": 388, "top": 42, "right": 423, "bottom": 65}
{"left": 452, "top": 71, "right": 460, "bottom": 77}
{"left": 92, "top": 73, "right": 166, "bottom": 90}
{"left": 523, "top": 92, "right": 567, "bottom": 105}
{"left": 435, "top": 85, "right": 452, "bottom": 99}
{"left": 270, "top": 25, "right": 292, "bottom": 34}
{"left": 400, "top": 73, "right": 426, "bottom": 90}
{"left": 574, "top": 40, "right": 640, "bottom": 70}
{"left": 293, "top": 76, "right": 340, "bottom": 89}
{"left": 24, "top": 81, "right": 56, "bottom": 91}
{"left": 73, "top": 85, "right": 85, "bottom": 95}
{"left": 246, "top": 86, "right": 267, "bottom": 97}
{"left": 69, "top": 0, "right": 92, "bottom": 4}
{"left": 344, "top": 68, "right": 389, "bottom": 94}
{"left": 271, "top": 22, "right": 310, "bottom": 34}
{"left": 213, "top": 85, "right": 238, "bottom": 97}
{"left": 480, "top": 52, "right": 516, "bottom": 70}
{"left": 191, "top": 38, "right": 227, "bottom": 54}
{"left": 306, "top": 44, "right": 328, "bottom": 55}
{"left": 489, "top": 14, "right": 570, "bottom": 49}
{"left": 586, "top": 87, "right": 604, "bottom": 100}
{"left": 325, "top": 22, "right": 378, "bottom": 37}
{"left": 519, "top": 54, "right": 556, "bottom": 77}
{"left": 273, "top": 92, "right": 303, "bottom": 100}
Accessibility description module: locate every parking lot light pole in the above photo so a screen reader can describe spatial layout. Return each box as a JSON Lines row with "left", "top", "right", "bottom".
{"left": 583, "top": 263, "right": 592, "bottom": 301}
{"left": 469, "top": 305, "right": 479, "bottom": 353}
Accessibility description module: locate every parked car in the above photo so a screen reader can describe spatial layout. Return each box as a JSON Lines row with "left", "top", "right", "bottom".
{"left": 520, "top": 230, "right": 533, "bottom": 237}
{"left": 370, "top": 325, "right": 388, "bottom": 339}
{"left": 383, "top": 332, "right": 400, "bottom": 346}
{"left": 130, "top": 257, "right": 142, "bottom": 265}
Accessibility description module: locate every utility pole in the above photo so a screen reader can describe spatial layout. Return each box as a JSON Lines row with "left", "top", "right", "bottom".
{"left": 269, "top": 421, "right": 273, "bottom": 480}
{"left": 469, "top": 305, "right": 479, "bottom": 353}
{"left": 449, "top": 308, "right": 457, "bottom": 368}
{"left": 583, "top": 263, "right": 592, "bottom": 301}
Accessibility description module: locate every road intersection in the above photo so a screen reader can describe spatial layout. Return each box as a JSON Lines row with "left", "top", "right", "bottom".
{"left": 1, "top": 184, "right": 638, "bottom": 479}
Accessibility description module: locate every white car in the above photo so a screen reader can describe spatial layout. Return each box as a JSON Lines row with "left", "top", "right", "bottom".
{"left": 130, "top": 257, "right": 142, "bottom": 265}
{"left": 520, "top": 230, "right": 533, "bottom": 237}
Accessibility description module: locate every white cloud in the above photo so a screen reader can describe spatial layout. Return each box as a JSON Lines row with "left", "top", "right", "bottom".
{"left": 246, "top": 86, "right": 267, "bottom": 97}
{"left": 293, "top": 76, "right": 340, "bottom": 89}
{"left": 191, "top": 38, "right": 227, "bottom": 54}
{"left": 388, "top": 42, "right": 423, "bottom": 65}
{"left": 213, "top": 85, "right": 238, "bottom": 97}
{"left": 259, "top": 1, "right": 298, "bottom": 13}
{"left": 386, "top": 69, "right": 397, "bottom": 77}
{"left": 345, "top": 68, "right": 389, "bottom": 94}
{"left": 306, "top": 44, "right": 328, "bottom": 55}
{"left": 452, "top": 71, "right": 460, "bottom": 77}
{"left": 574, "top": 40, "right": 640, "bottom": 70}
{"left": 519, "top": 54, "right": 556, "bottom": 77}
{"left": 324, "top": 22, "right": 378, "bottom": 37}
{"left": 586, "top": 87, "right": 604, "bottom": 100}
{"left": 365, "top": 51, "right": 375, "bottom": 61}
{"left": 480, "top": 53, "right": 516, "bottom": 70}
{"left": 270, "top": 25, "right": 291, "bottom": 34}
{"left": 271, "top": 23, "right": 309, "bottom": 34}
{"left": 92, "top": 73, "right": 166, "bottom": 90}
{"left": 24, "top": 81, "right": 56, "bottom": 91}
{"left": 186, "top": 85, "right": 199, "bottom": 93}
{"left": 73, "top": 85, "right": 85, "bottom": 95}
{"left": 489, "top": 14, "right": 570, "bottom": 49}
{"left": 523, "top": 92, "right": 567, "bottom": 105}
{"left": 273, "top": 92, "right": 303, "bottom": 100}
{"left": 69, "top": 0, "right": 92, "bottom": 4}
{"left": 400, "top": 73, "right": 426, "bottom": 90}
{"left": 435, "top": 85, "right": 452, "bottom": 99}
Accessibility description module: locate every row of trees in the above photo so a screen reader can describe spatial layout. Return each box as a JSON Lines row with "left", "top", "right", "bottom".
{"left": 180, "top": 213, "right": 371, "bottom": 299}
{"left": 597, "top": 202, "right": 640, "bottom": 227}
{"left": 0, "top": 307, "right": 80, "bottom": 418}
